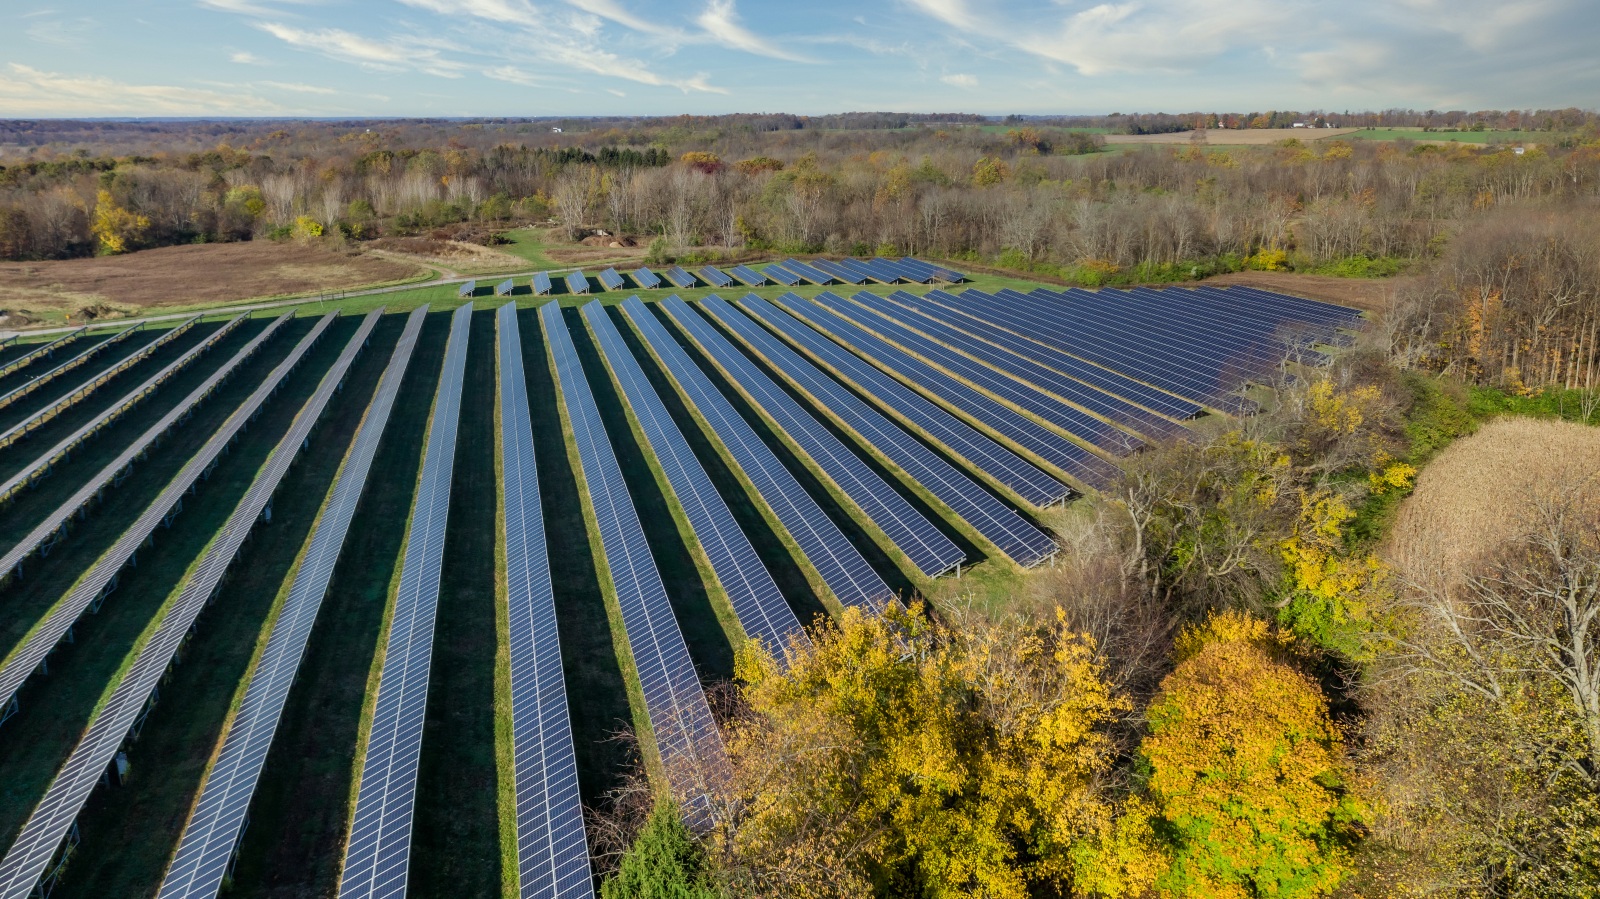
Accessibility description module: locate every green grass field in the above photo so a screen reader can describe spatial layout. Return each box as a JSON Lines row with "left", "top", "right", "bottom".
{"left": 1347, "top": 128, "right": 1552, "bottom": 144}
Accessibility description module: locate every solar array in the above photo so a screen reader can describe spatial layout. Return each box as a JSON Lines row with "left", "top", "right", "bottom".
{"left": 810, "top": 259, "right": 865, "bottom": 284}
{"left": 533, "top": 271, "right": 553, "bottom": 296}
{"left": 773, "top": 293, "right": 1119, "bottom": 491}
{"left": 0, "top": 328, "right": 85, "bottom": 380}
{"left": 0, "top": 323, "right": 144, "bottom": 413}
{"left": 0, "top": 311, "right": 353, "bottom": 899}
{"left": 339, "top": 303, "right": 473, "bottom": 899}
{"left": 649, "top": 297, "right": 902, "bottom": 608}
{"left": 760, "top": 263, "right": 801, "bottom": 287}
{"left": 0, "top": 313, "right": 336, "bottom": 728}
{"left": 0, "top": 316, "right": 200, "bottom": 451}
{"left": 0, "top": 314, "right": 247, "bottom": 505}
{"left": 700, "top": 296, "right": 1059, "bottom": 568}
{"left": 0, "top": 313, "right": 293, "bottom": 584}
{"left": 696, "top": 266, "right": 734, "bottom": 289}
{"left": 497, "top": 303, "right": 593, "bottom": 899}
{"left": 779, "top": 259, "right": 833, "bottom": 285}
{"left": 649, "top": 298, "right": 963, "bottom": 580}
{"left": 158, "top": 308, "right": 419, "bottom": 899}
{"left": 631, "top": 267, "right": 662, "bottom": 289}
{"left": 585, "top": 301, "right": 806, "bottom": 655}
{"left": 497, "top": 278, "right": 516, "bottom": 297}
{"left": 541, "top": 301, "right": 728, "bottom": 830}
{"left": 566, "top": 271, "right": 590, "bottom": 295}
{"left": 458, "top": 280, "right": 476, "bottom": 299}
{"left": 598, "top": 267, "right": 626, "bottom": 291}
{"left": 662, "top": 266, "right": 697, "bottom": 289}
{"left": 738, "top": 294, "right": 1071, "bottom": 507}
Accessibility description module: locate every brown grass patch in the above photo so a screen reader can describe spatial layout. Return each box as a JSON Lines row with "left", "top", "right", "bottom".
{"left": 544, "top": 245, "right": 648, "bottom": 265}
{"left": 1200, "top": 271, "right": 1408, "bottom": 315}
{"left": 1386, "top": 417, "right": 1600, "bottom": 587}
{"left": 1109, "top": 128, "right": 1360, "bottom": 146}
{"left": 0, "top": 241, "right": 422, "bottom": 318}
{"left": 364, "top": 236, "right": 527, "bottom": 271}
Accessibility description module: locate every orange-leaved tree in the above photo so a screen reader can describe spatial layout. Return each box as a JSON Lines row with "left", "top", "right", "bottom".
{"left": 1140, "top": 611, "right": 1365, "bottom": 899}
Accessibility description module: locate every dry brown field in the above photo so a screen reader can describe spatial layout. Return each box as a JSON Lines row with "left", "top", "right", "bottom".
{"left": 0, "top": 241, "right": 423, "bottom": 324}
{"left": 1109, "top": 128, "right": 1359, "bottom": 145}
{"left": 1386, "top": 417, "right": 1600, "bottom": 587}
{"left": 1201, "top": 271, "right": 1409, "bottom": 314}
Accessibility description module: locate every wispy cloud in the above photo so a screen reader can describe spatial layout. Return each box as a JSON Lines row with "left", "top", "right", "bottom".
{"left": 255, "top": 21, "right": 467, "bottom": 77}
{"left": 695, "top": 0, "right": 814, "bottom": 63}
{"left": 940, "top": 73, "right": 977, "bottom": 87}
{"left": 230, "top": 50, "right": 266, "bottom": 64}
{"left": 561, "top": 0, "right": 664, "bottom": 34}
{"left": 0, "top": 62, "right": 281, "bottom": 115}
{"left": 259, "top": 80, "right": 336, "bottom": 93}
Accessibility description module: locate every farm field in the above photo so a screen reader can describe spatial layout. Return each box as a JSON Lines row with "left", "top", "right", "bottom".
{"left": 0, "top": 261, "right": 1365, "bottom": 899}
{"left": 1106, "top": 127, "right": 1358, "bottom": 145}
{"left": 1346, "top": 127, "right": 1550, "bottom": 143}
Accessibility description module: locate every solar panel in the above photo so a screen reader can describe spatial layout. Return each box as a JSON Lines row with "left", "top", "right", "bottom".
{"left": 873, "top": 258, "right": 932, "bottom": 284}
{"left": 899, "top": 257, "right": 966, "bottom": 282}
{"left": 809, "top": 260, "right": 866, "bottom": 285}
{"left": 728, "top": 265, "right": 768, "bottom": 287}
{"left": 853, "top": 291, "right": 1190, "bottom": 442}
{"left": 0, "top": 322, "right": 144, "bottom": 413}
{"left": 497, "top": 278, "right": 516, "bottom": 296}
{"left": 599, "top": 268, "right": 626, "bottom": 291}
{"left": 761, "top": 263, "right": 801, "bottom": 287}
{"left": 565, "top": 271, "right": 590, "bottom": 295}
{"left": 497, "top": 303, "right": 594, "bottom": 899}
{"left": 780, "top": 259, "right": 834, "bottom": 285}
{"left": 585, "top": 301, "right": 806, "bottom": 656}
{"left": 0, "top": 316, "right": 201, "bottom": 451}
{"left": 0, "top": 313, "right": 293, "bottom": 584}
{"left": 697, "top": 266, "right": 734, "bottom": 289}
{"left": 0, "top": 314, "right": 248, "bottom": 508}
{"left": 839, "top": 258, "right": 896, "bottom": 284}
{"left": 533, "top": 272, "right": 553, "bottom": 296}
{"left": 631, "top": 267, "right": 662, "bottom": 290}
{"left": 662, "top": 266, "right": 697, "bottom": 289}
{"left": 157, "top": 307, "right": 422, "bottom": 899}
{"left": 740, "top": 294, "right": 1071, "bottom": 507}
{"left": 339, "top": 304, "right": 473, "bottom": 899}
{"left": 897, "top": 290, "right": 1203, "bottom": 421}
{"left": 0, "top": 328, "right": 86, "bottom": 380}
{"left": 458, "top": 280, "right": 477, "bottom": 299}
{"left": 647, "top": 298, "right": 963, "bottom": 581}
{"left": 698, "top": 296, "right": 1058, "bottom": 568}
{"left": 0, "top": 311, "right": 359, "bottom": 899}
{"left": 778, "top": 293, "right": 1122, "bottom": 489}
{"left": 541, "top": 301, "right": 728, "bottom": 833}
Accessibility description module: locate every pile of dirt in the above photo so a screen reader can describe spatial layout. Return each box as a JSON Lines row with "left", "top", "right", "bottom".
{"left": 1386, "top": 417, "right": 1600, "bottom": 588}
{"left": 579, "top": 233, "right": 639, "bottom": 248}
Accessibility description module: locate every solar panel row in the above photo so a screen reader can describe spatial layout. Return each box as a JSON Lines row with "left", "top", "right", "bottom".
{"left": 458, "top": 281, "right": 477, "bottom": 299}
{"left": 599, "top": 268, "right": 626, "bottom": 291}
{"left": 497, "top": 279, "right": 516, "bottom": 297}
{"left": 339, "top": 303, "right": 474, "bottom": 899}
{"left": 566, "top": 272, "right": 590, "bottom": 295}
{"left": 648, "top": 297, "right": 964, "bottom": 581}
{"left": 646, "top": 297, "right": 910, "bottom": 602}
{"left": 0, "top": 323, "right": 145, "bottom": 413}
{"left": 697, "top": 266, "right": 734, "bottom": 289}
{"left": 761, "top": 263, "right": 800, "bottom": 287}
{"left": 533, "top": 272, "right": 553, "bottom": 296}
{"left": 727, "top": 265, "right": 768, "bottom": 287}
{"left": 780, "top": 259, "right": 833, "bottom": 285}
{"left": 0, "top": 311, "right": 351, "bottom": 899}
{"left": 0, "top": 316, "right": 201, "bottom": 452}
{"left": 0, "top": 314, "right": 248, "bottom": 508}
{"left": 662, "top": 266, "right": 696, "bottom": 289}
{"left": 0, "top": 313, "right": 338, "bottom": 728}
{"left": 631, "top": 267, "right": 662, "bottom": 290}
{"left": 0, "top": 313, "right": 293, "bottom": 583}
{"left": 739, "top": 294, "right": 1072, "bottom": 508}
{"left": 157, "top": 308, "right": 420, "bottom": 899}
{"left": 586, "top": 301, "right": 806, "bottom": 656}
{"left": 497, "top": 303, "right": 594, "bottom": 899}
{"left": 809, "top": 259, "right": 865, "bottom": 285}
{"left": 0, "top": 328, "right": 86, "bottom": 381}
{"left": 773, "top": 293, "right": 1120, "bottom": 490}
{"left": 697, "top": 296, "right": 1058, "bottom": 568}
{"left": 542, "top": 300, "right": 729, "bottom": 833}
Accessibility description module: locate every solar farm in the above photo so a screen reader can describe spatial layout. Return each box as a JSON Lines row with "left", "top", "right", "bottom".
{"left": 0, "top": 259, "right": 1362, "bottom": 898}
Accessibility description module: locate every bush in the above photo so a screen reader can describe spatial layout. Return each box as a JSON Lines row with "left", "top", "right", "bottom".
{"left": 601, "top": 803, "right": 720, "bottom": 899}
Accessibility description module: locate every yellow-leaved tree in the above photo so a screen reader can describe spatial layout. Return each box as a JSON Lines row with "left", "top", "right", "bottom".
{"left": 723, "top": 606, "right": 1150, "bottom": 899}
{"left": 91, "top": 189, "right": 148, "bottom": 255}
{"left": 1140, "top": 611, "right": 1365, "bottom": 899}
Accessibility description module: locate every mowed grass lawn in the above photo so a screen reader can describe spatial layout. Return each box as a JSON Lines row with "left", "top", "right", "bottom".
{"left": 1348, "top": 128, "right": 1553, "bottom": 144}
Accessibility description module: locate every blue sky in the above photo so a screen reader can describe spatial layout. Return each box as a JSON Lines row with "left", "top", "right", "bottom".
{"left": 2, "top": 0, "right": 1596, "bottom": 117}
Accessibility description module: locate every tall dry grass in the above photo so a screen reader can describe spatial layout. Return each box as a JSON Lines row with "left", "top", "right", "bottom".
{"left": 1386, "top": 417, "right": 1600, "bottom": 587}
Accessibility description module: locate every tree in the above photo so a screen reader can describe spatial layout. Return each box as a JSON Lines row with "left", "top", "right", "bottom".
{"left": 90, "top": 188, "right": 148, "bottom": 255}
{"left": 602, "top": 802, "right": 722, "bottom": 899}
{"left": 971, "top": 156, "right": 1009, "bottom": 187}
{"left": 723, "top": 606, "right": 1136, "bottom": 899}
{"left": 1140, "top": 611, "right": 1365, "bottom": 899}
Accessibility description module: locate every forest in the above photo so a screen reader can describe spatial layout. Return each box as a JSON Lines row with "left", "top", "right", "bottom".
{"left": 0, "top": 111, "right": 1597, "bottom": 898}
